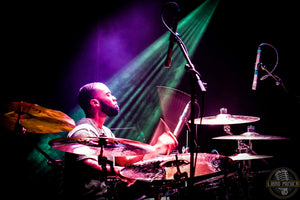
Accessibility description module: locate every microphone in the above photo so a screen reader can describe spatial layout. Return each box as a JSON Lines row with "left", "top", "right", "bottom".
{"left": 173, "top": 101, "right": 190, "bottom": 137}
{"left": 252, "top": 43, "right": 264, "bottom": 90}
{"left": 164, "top": 4, "right": 180, "bottom": 68}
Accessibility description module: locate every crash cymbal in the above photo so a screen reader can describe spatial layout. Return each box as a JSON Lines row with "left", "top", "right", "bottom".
{"left": 49, "top": 137, "right": 155, "bottom": 157}
{"left": 212, "top": 131, "right": 288, "bottom": 140}
{"left": 192, "top": 108, "right": 260, "bottom": 125}
{"left": 229, "top": 153, "right": 273, "bottom": 161}
{"left": 194, "top": 114, "right": 260, "bottom": 125}
{"left": 120, "top": 153, "right": 232, "bottom": 181}
{"left": 0, "top": 101, "right": 75, "bottom": 133}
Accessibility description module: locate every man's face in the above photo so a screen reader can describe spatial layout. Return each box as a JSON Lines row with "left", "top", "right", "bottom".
{"left": 94, "top": 84, "right": 119, "bottom": 117}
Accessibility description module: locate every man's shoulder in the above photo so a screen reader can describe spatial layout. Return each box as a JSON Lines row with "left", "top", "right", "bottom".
{"left": 68, "top": 120, "right": 98, "bottom": 137}
{"left": 102, "top": 126, "right": 115, "bottom": 138}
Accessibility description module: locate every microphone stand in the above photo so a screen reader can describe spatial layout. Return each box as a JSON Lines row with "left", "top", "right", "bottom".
{"left": 173, "top": 29, "right": 207, "bottom": 190}
{"left": 259, "top": 63, "right": 288, "bottom": 94}
{"left": 161, "top": 2, "right": 207, "bottom": 194}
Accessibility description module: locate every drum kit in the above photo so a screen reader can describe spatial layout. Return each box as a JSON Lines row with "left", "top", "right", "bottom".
{"left": 0, "top": 101, "right": 289, "bottom": 199}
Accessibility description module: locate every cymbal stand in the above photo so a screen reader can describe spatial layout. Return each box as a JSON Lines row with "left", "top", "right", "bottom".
{"left": 237, "top": 140, "right": 252, "bottom": 171}
{"left": 97, "top": 138, "right": 118, "bottom": 200}
{"left": 235, "top": 126, "right": 265, "bottom": 199}
{"left": 14, "top": 101, "right": 26, "bottom": 135}
{"left": 97, "top": 138, "right": 115, "bottom": 176}
{"left": 222, "top": 108, "right": 233, "bottom": 136}
{"left": 223, "top": 125, "right": 233, "bottom": 135}
{"left": 173, "top": 154, "right": 188, "bottom": 181}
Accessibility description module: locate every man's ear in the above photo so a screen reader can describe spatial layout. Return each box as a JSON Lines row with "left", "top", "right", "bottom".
{"left": 90, "top": 99, "right": 101, "bottom": 108}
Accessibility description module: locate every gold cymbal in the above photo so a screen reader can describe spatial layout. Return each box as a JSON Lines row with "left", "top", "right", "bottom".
{"left": 0, "top": 101, "right": 75, "bottom": 133}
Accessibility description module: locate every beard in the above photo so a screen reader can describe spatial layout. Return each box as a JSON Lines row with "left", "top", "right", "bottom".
{"left": 100, "top": 100, "right": 119, "bottom": 117}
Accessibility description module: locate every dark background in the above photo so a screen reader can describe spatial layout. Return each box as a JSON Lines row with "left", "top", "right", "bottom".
{"left": 1, "top": 0, "right": 300, "bottom": 199}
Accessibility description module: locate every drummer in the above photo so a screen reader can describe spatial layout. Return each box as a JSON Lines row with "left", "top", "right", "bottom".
{"left": 64, "top": 82, "right": 178, "bottom": 200}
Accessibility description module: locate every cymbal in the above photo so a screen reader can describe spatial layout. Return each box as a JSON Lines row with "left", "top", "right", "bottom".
{"left": 212, "top": 131, "right": 288, "bottom": 140}
{"left": 191, "top": 108, "right": 260, "bottom": 125}
{"left": 229, "top": 153, "right": 273, "bottom": 161}
{"left": 0, "top": 101, "right": 75, "bottom": 133}
{"left": 193, "top": 114, "right": 260, "bottom": 125}
{"left": 120, "top": 153, "right": 232, "bottom": 181}
{"left": 49, "top": 137, "right": 155, "bottom": 157}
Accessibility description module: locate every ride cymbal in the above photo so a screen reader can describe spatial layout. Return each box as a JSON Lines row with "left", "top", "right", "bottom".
{"left": 49, "top": 137, "right": 155, "bottom": 157}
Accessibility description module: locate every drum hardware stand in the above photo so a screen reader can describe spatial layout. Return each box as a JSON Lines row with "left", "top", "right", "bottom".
{"left": 224, "top": 125, "right": 233, "bottom": 135}
{"left": 97, "top": 138, "right": 116, "bottom": 176}
{"left": 97, "top": 138, "right": 119, "bottom": 200}
{"left": 236, "top": 140, "right": 252, "bottom": 171}
{"left": 222, "top": 108, "right": 233, "bottom": 136}
{"left": 173, "top": 154, "right": 188, "bottom": 181}
{"left": 14, "top": 101, "right": 26, "bottom": 135}
{"left": 236, "top": 126, "right": 255, "bottom": 171}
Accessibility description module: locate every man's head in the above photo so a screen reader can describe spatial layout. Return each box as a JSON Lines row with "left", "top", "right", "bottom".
{"left": 78, "top": 82, "right": 119, "bottom": 117}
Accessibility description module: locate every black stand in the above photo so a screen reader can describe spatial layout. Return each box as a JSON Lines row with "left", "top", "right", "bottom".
{"left": 168, "top": 26, "right": 206, "bottom": 199}
{"left": 161, "top": 2, "right": 207, "bottom": 196}
{"left": 172, "top": 26, "right": 206, "bottom": 180}
{"left": 97, "top": 138, "right": 119, "bottom": 200}
{"left": 97, "top": 138, "right": 116, "bottom": 176}
{"left": 179, "top": 39, "right": 206, "bottom": 198}
{"left": 259, "top": 63, "right": 288, "bottom": 94}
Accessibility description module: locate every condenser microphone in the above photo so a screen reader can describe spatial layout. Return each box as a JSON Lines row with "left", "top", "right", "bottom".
{"left": 252, "top": 43, "right": 264, "bottom": 90}
{"left": 173, "top": 101, "right": 190, "bottom": 137}
{"left": 164, "top": 4, "right": 180, "bottom": 68}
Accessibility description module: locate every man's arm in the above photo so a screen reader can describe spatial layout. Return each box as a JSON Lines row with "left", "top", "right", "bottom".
{"left": 115, "top": 130, "right": 178, "bottom": 166}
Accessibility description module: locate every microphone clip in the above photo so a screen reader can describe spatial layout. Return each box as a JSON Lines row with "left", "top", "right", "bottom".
{"left": 259, "top": 63, "right": 282, "bottom": 86}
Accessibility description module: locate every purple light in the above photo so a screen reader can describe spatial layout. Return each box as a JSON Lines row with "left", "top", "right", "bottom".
{"left": 67, "top": 1, "right": 161, "bottom": 86}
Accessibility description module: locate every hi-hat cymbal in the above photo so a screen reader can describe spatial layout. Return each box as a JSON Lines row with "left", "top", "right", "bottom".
{"left": 120, "top": 153, "right": 232, "bottom": 181}
{"left": 212, "top": 131, "right": 288, "bottom": 140}
{"left": 0, "top": 101, "right": 75, "bottom": 133}
{"left": 49, "top": 137, "right": 155, "bottom": 157}
{"left": 229, "top": 153, "right": 273, "bottom": 161}
{"left": 191, "top": 108, "right": 260, "bottom": 125}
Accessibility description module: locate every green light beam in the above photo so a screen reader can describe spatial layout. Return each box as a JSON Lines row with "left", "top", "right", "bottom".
{"left": 105, "top": 0, "right": 219, "bottom": 141}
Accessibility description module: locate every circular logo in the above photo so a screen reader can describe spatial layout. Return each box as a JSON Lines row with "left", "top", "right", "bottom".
{"left": 266, "top": 167, "right": 300, "bottom": 199}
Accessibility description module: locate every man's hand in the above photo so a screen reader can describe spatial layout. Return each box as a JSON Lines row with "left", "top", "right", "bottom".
{"left": 153, "top": 131, "right": 178, "bottom": 155}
